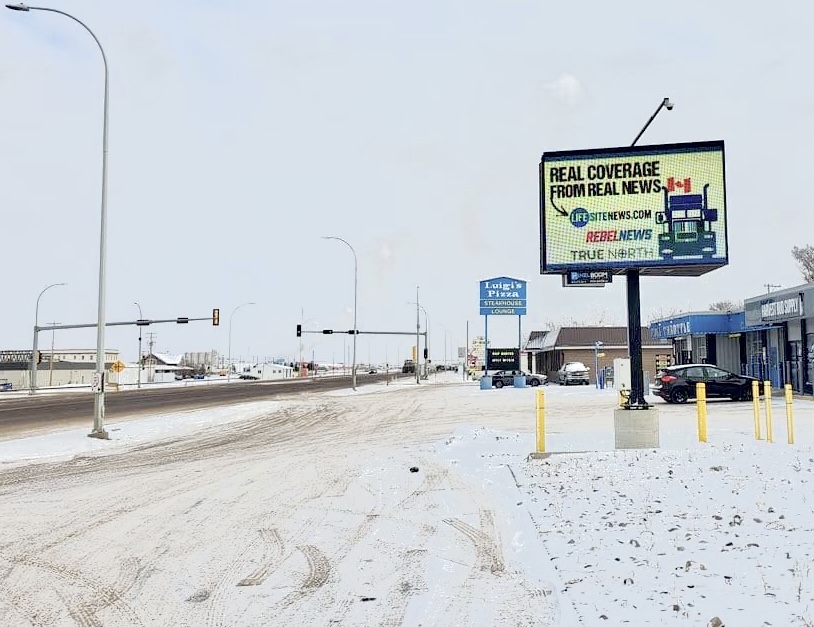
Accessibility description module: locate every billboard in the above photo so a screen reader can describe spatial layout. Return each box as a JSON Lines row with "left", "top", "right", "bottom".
{"left": 486, "top": 348, "right": 520, "bottom": 371}
{"left": 480, "top": 277, "right": 527, "bottom": 316}
{"left": 540, "top": 140, "right": 727, "bottom": 277}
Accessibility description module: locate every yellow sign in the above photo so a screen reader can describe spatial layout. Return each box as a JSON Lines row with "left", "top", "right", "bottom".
{"left": 111, "top": 360, "right": 126, "bottom": 373}
{"left": 540, "top": 141, "right": 727, "bottom": 276}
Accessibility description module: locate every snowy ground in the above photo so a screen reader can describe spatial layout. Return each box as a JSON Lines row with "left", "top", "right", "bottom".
{"left": 1, "top": 374, "right": 813, "bottom": 626}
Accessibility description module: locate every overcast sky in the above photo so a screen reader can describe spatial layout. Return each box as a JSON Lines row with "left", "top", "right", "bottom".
{"left": 2, "top": 0, "right": 812, "bottom": 364}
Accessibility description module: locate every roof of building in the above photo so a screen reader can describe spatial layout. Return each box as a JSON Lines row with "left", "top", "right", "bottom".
{"left": 540, "top": 326, "right": 670, "bottom": 349}
{"left": 524, "top": 330, "right": 549, "bottom": 351}
{"left": 149, "top": 352, "right": 184, "bottom": 366}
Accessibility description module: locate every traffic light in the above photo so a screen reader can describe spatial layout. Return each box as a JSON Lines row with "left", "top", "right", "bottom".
{"left": 296, "top": 324, "right": 302, "bottom": 337}
{"left": 322, "top": 329, "right": 334, "bottom": 334}
{"left": 212, "top": 308, "right": 220, "bottom": 326}
{"left": 423, "top": 348, "right": 428, "bottom": 359}
{"left": 36, "top": 350, "right": 42, "bottom": 364}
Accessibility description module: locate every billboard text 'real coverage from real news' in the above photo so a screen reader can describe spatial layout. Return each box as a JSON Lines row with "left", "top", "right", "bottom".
{"left": 540, "top": 140, "right": 728, "bottom": 275}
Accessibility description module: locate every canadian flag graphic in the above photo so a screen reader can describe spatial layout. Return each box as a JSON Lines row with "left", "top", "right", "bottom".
{"left": 666, "top": 177, "right": 691, "bottom": 193}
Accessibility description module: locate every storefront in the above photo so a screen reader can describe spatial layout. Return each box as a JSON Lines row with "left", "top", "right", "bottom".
{"left": 743, "top": 285, "right": 814, "bottom": 392}
{"left": 649, "top": 311, "right": 747, "bottom": 374}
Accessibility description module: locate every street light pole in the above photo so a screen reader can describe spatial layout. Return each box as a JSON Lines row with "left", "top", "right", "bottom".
{"left": 322, "top": 236, "right": 358, "bottom": 391}
{"left": 30, "top": 282, "right": 66, "bottom": 394}
{"left": 625, "top": 97, "right": 673, "bottom": 409}
{"left": 407, "top": 301, "right": 429, "bottom": 377}
{"left": 415, "top": 286, "right": 421, "bottom": 385}
{"left": 134, "top": 302, "right": 143, "bottom": 389}
{"left": 48, "top": 321, "right": 59, "bottom": 386}
{"left": 7, "top": 3, "right": 112, "bottom": 438}
{"left": 228, "top": 302, "right": 255, "bottom": 382}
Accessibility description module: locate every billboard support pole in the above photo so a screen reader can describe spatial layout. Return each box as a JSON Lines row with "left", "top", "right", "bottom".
{"left": 484, "top": 314, "right": 489, "bottom": 372}
{"left": 624, "top": 97, "right": 673, "bottom": 409}
{"left": 626, "top": 270, "right": 647, "bottom": 406}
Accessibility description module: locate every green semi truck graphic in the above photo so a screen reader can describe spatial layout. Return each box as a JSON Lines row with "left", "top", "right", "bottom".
{"left": 655, "top": 178, "right": 718, "bottom": 260}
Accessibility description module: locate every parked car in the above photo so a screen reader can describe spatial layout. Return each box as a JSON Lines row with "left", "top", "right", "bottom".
{"left": 490, "top": 370, "right": 547, "bottom": 388}
{"left": 0, "top": 379, "right": 11, "bottom": 392}
{"left": 402, "top": 359, "right": 415, "bottom": 374}
{"left": 557, "top": 362, "right": 590, "bottom": 385}
{"left": 652, "top": 364, "right": 762, "bottom": 403}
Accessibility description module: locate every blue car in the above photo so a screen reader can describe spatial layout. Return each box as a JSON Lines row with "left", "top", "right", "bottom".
{"left": 0, "top": 379, "right": 12, "bottom": 392}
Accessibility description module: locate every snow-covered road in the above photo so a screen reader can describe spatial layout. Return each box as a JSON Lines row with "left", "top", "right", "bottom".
{"left": 1, "top": 376, "right": 813, "bottom": 626}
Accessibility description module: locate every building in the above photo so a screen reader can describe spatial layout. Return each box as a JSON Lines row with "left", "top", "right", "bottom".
{"left": 523, "top": 331, "right": 548, "bottom": 374}
{"left": 244, "top": 362, "right": 294, "bottom": 380}
{"left": 528, "top": 326, "right": 672, "bottom": 384}
{"left": 743, "top": 284, "right": 814, "bottom": 393}
{"left": 649, "top": 311, "right": 748, "bottom": 374}
{"left": 182, "top": 350, "right": 219, "bottom": 369}
{"left": 0, "top": 348, "right": 120, "bottom": 390}
{"left": 142, "top": 352, "right": 192, "bottom": 380}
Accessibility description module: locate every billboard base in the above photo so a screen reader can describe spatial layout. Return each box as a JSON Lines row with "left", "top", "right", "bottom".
{"left": 613, "top": 407, "right": 659, "bottom": 449}
{"left": 479, "top": 376, "right": 492, "bottom": 390}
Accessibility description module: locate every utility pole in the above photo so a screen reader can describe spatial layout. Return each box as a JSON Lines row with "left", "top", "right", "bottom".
{"left": 146, "top": 332, "right": 156, "bottom": 383}
{"left": 48, "top": 321, "right": 59, "bottom": 387}
{"left": 765, "top": 283, "right": 781, "bottom": 294}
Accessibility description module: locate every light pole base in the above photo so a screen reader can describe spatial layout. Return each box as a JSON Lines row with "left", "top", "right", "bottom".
{"left": 613, "top": 407, "right": 659, "bottom": 449}
{"left": 88, "top": 429, "right": 110, "bottom": 440}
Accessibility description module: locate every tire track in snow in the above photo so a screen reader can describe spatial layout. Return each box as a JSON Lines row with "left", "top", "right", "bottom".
{"left": 377, "top": 524, "right": 435, "bottom": 627}
{"left": 236, "top": 528, "right": 284, "bottom": 587}
{"left": 0, "top": 563, "right": 48, "bottom": 627}
{"left": 6, "top": 555, "right": 145, "bottom": 627}
{"left": 444, "top": 509, "right": 505, "bottom": 574}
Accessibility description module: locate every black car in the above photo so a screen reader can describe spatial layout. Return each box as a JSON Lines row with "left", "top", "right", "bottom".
{"left": 652, "top": 364, "right": 762, "bottom": 403}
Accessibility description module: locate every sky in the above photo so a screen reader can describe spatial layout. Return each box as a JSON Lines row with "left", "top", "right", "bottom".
{"left": 2, "top": 0, "right": 812, "bottom": 365}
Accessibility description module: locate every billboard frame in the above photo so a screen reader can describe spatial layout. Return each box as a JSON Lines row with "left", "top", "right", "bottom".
{"left": 540, "top": 139, "right": 728, "bottom": 277}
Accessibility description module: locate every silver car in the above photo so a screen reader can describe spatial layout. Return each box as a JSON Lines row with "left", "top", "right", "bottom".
{"left": 557, "top": 361, "right": 590, "bottom": 385}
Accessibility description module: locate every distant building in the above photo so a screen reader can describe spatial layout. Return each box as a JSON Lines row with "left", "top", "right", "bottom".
{"left": 245, "top": 362, "right": 294, "bottom": 381}
{"left": 142, "top": 352, "right": 192, "bottom": 380}
{"left": 182, "top": 350, "right": 219, "bottom": 369}
{"left": 0, "top": 348, "right": 120, "bottom": 390}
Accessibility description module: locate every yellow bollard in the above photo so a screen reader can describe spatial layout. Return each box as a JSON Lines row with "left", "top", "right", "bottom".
{"left": 785, "top": 383, "right": 795, "bottom": 445}
{"left": 752, "top": 380, "right": 762, "bottom": 440}
{"left": 618, "top": 385, "right": 629, "bottom": 407}
{"left": 535, "top": 389, "right": 546, "bottom": 453}
{"left": 764, "top": 380, "right": 773, "bottom": 443}
{"left": 696, "top": 382, "right": 708, "bottom": 443}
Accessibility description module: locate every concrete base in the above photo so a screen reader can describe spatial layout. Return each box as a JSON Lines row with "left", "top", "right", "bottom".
{"left": 513, "top": 375, "right": 526, "bottom": 388}
{"left": 87, "top": 429, "right": 110, "bottom": 440}
{"left": 613, "top": 407, "right": 659, "bottom": 449}
{"left": 527, "top": 451, "right": 552, "bottom": 460}
{"left": 479, "top": 376, "right": 492, "bottom": 390}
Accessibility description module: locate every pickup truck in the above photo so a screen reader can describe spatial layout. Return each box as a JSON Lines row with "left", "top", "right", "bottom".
{"left": 490, "top": 370, "right": 547, "bottom": 389}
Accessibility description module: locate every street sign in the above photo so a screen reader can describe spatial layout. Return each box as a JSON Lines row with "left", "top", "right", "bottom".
{"left": 562, "top": 270, "right": 613, "bottom": 287}
{"left": 91, "top": 372, "right": 104, "bottom": 393}
{"left": 457, "top": 346, "right": 466, "bottom": 359}
{"left": 111, "top": 360, "right": 126, "bottom": 373}
{"left": 479, "top": 277, "right": 527, "bottom": 316}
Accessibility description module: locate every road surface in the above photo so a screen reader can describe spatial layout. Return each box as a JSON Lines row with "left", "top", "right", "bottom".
{"left": 0, "top": 376, "right": 562, "bottom": 627}
{"left": 0, "top": 373, "right": 402, "bottom": 437}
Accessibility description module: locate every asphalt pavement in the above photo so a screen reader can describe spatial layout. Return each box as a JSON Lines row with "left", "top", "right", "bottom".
{"left": 0, "top": 373, "right": 405, "bottom": 436}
